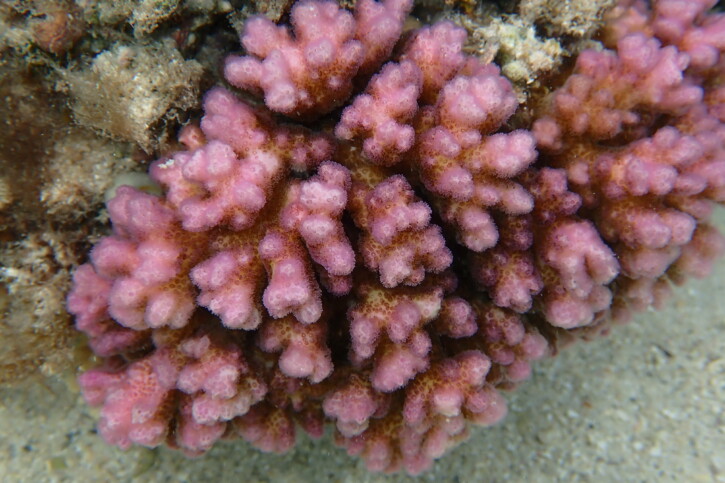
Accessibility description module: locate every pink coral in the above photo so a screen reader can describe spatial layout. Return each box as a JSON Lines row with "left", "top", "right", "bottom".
{"left": 279, "top": 161, "right": 355, "bottom": 292}
{"left": 68, "top": 0, "right": 725, "bottom": 475}
{"left": 224, "top": 0, "right": 412, "bottom": 119}
{"left": 604, "top": 0, "right": 725, "bottom": 71}
{"left": 90, "top": 186, "right": 197, "bottom": 330}
{"left": 415, "top": 63, "right": 537, "bottom": 251}
{"left": 335, "top": 60, "right": 422, "bottom": 165}
{"left": 78, "top": 321, "right": 267, "bottom": 454}
{"left": 348, "top": 172, "right": 452, "bottom": 287}
{"left": 347, "top": 273, "right": 446, "bottom": 392}
{"left": 533, "top": 0, "right": 725, "bottom": 323}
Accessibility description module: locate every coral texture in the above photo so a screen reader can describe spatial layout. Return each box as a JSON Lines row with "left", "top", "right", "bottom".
{"left": 68, "top": 0, "right": 725, "bottom": 475}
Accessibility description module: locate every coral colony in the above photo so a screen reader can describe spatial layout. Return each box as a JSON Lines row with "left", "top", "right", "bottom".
{"left": 67, "top": 0, "right": 725, "bottom": 474}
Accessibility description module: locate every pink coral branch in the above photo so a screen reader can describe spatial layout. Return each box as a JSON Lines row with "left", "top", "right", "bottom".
{"left": 259, "top": 228, "right": 323, "bottom": 324}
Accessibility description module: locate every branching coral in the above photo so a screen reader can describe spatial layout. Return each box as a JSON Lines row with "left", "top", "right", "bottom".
{"left": 67, "top": 0, "right": 725, "bottom": 474}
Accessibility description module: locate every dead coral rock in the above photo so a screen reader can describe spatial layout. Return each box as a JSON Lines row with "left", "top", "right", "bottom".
{"left": 30, "top": 0, "right": 85, "bottom": 55}
{"left": 0, "top": 231, "right": 95, "bottom": 384}
{"left": 479, "top": 15, "right": 566, "bottom": 86}
{"left": 0, "top": 59, "right": 141, "bottom": 386}
{"left": 0, "top": 178, "right": 11, "bottom": 211}
{"left": 444, "top": 4, "right": 566, "bottom": 102}
{"left": 519, "top": 0, "right": 617, "bottom": 38}
{"left": 251, "top": 0, "right": 294, "bottom": 22}
{"left": 0, "top": 63, "right": 70, "bottom": 235}
{"left": 445, "top": 0, "right": 614, "bottom": 103}
{"left": 64, "top": 40, "right": 204, "bottom": 152}
{"left": 130, "top": 0, "right": 180, "bottom": 37}
{"left": 40, "top": 130, "right": 138, "bottom": 217}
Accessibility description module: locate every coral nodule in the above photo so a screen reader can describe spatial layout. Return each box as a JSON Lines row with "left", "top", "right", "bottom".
{"left": 67, "top": 0, "right": 725, "bottom": 474}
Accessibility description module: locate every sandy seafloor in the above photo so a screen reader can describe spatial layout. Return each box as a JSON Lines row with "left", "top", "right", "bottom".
{"left": 1, "top": 211, "right": 724, "bottom": 483}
